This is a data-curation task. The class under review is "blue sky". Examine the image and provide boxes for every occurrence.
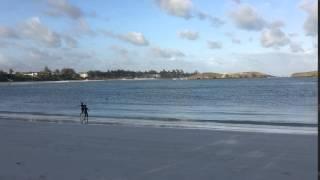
[0,0,317,76]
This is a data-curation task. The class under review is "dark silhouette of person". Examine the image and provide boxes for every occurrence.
[80,102,85,114]
[84,105,89,121]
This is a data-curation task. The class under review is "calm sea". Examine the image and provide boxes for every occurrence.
[0,78,317,133]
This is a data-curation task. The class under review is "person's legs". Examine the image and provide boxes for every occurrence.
[85,113,88,124]
[80,113,84,124]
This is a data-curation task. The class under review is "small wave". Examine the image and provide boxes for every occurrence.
[0,112,316,135]
[0,111,316,128]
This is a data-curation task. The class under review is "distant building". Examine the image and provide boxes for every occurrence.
[22,72,38,77]
[144,74,160,78]
[150,74,160,78]
[221,73,227,78]
[79,72,88,79]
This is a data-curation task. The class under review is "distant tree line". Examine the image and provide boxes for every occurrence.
[0,67,80,82]
[0,67,196,82]
[88,69,194,79]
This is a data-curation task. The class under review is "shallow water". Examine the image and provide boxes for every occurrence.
[0,77,317,129]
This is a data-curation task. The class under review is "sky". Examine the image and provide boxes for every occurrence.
[0,0,318,76]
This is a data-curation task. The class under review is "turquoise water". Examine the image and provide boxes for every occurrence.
[0,78,317,127]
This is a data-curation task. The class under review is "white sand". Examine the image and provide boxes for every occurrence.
[0,119,317,180]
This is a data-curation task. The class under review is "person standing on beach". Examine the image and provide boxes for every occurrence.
[84,104,89,123]
[80,102,85,114]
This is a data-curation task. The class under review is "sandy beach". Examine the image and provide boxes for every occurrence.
[0,119,316,180]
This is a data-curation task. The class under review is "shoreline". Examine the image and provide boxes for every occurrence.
[0,119,316,180]
[0,113,317,135]
[0,76,316,84]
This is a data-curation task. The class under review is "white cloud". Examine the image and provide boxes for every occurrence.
[0,26,19,39]
[0,41,10,48]
[21,17,62,48]
[1,17,79,49]
[121,32,149,46]
[207,40,222,49]
[225,32,241,44]
[0,53,18,71]
[156,0,193,19]
[232,0,241,4]
[203,52,316,76]
[103,31,149,46]
[178,30,199,40]
[155,0,224,27]
[268,20,285,29]
[232,38,241,44]
[74,18,95,35]
[236,52,317,76]
[260,27,290,48]
[0,53,8,64]
[28,48,61,61]
[150,47,185,59]
[110,45,130,59]
[230,4,267,31]
[46,0,83,20]
[288,33,299,37]
[300,0,318,36]
[2,46,99,72]
[196,11,225,27]
[290,42,304,53]
[46,0,95,36]
[63,35,77,48]
[208,17,225,27]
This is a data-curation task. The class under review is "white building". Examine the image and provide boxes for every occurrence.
[22,72,38,77]
[79,72,88,79]
[150,74,160,78]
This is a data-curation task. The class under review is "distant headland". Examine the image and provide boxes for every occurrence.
[291,71,318,78]
[188,72,273,80]
[0,67,317,82]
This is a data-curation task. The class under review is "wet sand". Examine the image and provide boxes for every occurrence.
[0,119,316,180]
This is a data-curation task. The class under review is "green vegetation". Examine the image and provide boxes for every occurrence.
[188,72,223,79]
[188,72,273,80]
[291,71,318,77]
[0,68,194,82]
[0,67,80,82]
[1,67,316,82]
[88,69,194,80]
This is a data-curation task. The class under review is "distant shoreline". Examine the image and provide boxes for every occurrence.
[1,69,317,82]
[0,76,316,84]
[0,79,106,84]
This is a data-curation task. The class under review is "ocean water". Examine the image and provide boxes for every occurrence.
[0,78,317,133]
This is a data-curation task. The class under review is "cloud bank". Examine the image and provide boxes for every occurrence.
[46,0,84,20]
[300,0,318,36]
[156,0,193,19]
[260,27,290,48]
[103,31,149,46]
[156,0,224,27]
[207,41,222,49]
[229,4,267,31]
[150,47,185,59]
[178,30,199,40]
